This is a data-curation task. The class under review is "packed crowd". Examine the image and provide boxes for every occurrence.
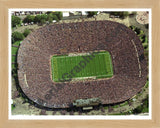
[17,20,148,108]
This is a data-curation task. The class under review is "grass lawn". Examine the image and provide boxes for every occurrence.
[51,51,113,82]
[12,64,16,69]
[13,40,22,46]
[11,40,21,70]
[11,47,18,70]
[120,101,128,107]
[12,47,19,55]
[12,56,16,63]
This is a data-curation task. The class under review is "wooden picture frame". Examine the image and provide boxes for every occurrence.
[0,0,160,127]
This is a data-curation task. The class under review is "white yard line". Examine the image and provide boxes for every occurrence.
[24,74,29,87]
[131,40,142,77]
[53,52,108,58]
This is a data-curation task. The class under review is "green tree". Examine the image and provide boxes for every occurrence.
[23,15,35,23]
[87,11,98,17]
[52,11,63,20]
[40,19,46,25]
[23,29,31,37]
[34,14,48,24]
[57,12,63,20]
[34,15,41,23]
[135,27,141,35]
[48,18,53,23]
[12,15,21,27]
[41,14,48,20]
[47,13,54,23]
[47,13,53,20]
[46,11,52,14]
[52,15,59,21]
[47,13,59,22]
[12,32,24,43]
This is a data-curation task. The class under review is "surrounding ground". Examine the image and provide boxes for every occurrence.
[51,51,113,82]
[11,12,149,116]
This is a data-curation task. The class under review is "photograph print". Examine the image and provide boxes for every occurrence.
[10,9,150,119]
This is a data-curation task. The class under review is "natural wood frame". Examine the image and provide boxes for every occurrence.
[0,0,160,127]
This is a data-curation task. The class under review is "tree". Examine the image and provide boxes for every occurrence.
[47,13,53,23]
[23,15,35,23]
[87,11,98,17]
[52,15,59,21]
[47,13,59,22]
[48,18,53,23]
[34,15,41,23]
[34,14,48,24]
[47,13,54,20]
[46,11,52,14]
[52,11,63,20]
[12,16,21,27]
[12,32,24,43]
[135,27,141,35]
[41,14,48,21]
[40,19,46,25]
[57,12,63,20]
[23,29,31,37]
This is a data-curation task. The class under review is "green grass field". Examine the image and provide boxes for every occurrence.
[12,41,21,70]
[51,51,113,82]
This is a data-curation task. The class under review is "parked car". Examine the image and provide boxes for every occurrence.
[24,23,28,26]
[52,20,56,23]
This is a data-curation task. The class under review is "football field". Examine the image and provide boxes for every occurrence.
[51,51,113,82]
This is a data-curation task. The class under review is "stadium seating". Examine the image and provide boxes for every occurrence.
[17,20,148,108]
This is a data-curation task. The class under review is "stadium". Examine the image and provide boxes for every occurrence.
[17,20,148,108]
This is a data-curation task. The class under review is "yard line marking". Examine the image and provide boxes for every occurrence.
[24,74,29,88]
[131,40,142,77]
